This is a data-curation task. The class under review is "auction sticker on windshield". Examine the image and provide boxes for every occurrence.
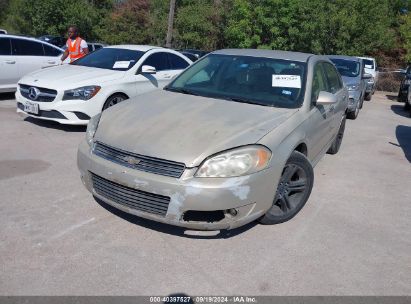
[113,61,131,69]
[24,101,39,114]
[272,75,301,88]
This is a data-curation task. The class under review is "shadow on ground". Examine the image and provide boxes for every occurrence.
[386,94,399,101]
[0,92,16,101]
[391,104,411,118]
[396,125,411,163]
[24,116,86,132]
[94,196,258,239]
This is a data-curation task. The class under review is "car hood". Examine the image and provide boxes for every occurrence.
[95,90,298,167]
[19,65,126,89]
[341,76,361,87]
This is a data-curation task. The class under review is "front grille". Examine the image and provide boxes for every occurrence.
[91,172,170,216]
[19,84,57,102]
[93,142,186,178]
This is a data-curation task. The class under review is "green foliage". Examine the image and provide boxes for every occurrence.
[4,0,112,40]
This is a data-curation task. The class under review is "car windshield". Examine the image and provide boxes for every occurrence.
[330,59,361,77]
[363,59,374,69]
[165,54,307,108]
[71,48,144,71]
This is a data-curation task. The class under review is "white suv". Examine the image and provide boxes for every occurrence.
[0,35,65,93]
[358,56,378,100]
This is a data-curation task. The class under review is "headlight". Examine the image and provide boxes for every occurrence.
[195,145,271,178]
[86,113,101,146]
[63,86,101,100]
[347,84,360,91]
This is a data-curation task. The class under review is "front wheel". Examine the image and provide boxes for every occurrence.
[405,89,411,110]
[327,115,346,155]
[347,101,359,120]
[259,151,314,225]
[103,93,128,110]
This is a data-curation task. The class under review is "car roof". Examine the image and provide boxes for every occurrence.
[106,45,163,52]
[0,34,64,50]
[358,56,375,61]
[327,55,362,62]
[211,49,314,62]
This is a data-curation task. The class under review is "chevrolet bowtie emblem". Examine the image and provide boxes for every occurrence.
[124,156,140,165]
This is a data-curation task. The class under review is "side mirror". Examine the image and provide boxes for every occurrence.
[141,65,156,74]
[316,91,337,105]
[362,73,373,79]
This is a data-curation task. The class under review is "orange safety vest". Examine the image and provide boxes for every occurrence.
[67,37,85,62]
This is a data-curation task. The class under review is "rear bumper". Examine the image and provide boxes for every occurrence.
[77,140,280,231]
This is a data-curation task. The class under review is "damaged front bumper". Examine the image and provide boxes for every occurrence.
[77,140,279,230]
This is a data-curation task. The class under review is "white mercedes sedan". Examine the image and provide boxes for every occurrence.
[16,45,192,125]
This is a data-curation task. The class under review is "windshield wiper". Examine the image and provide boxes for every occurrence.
[224,96,268,106]
[164,87,198,96]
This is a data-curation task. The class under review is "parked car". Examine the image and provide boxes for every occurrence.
[88,42,107,53]
[328,55,370,119]
[77,49,349,230]
[177,49,208,62]
[0,34,65,93]
[38,35,66,48]
[16,45,192,124]
[398,65,411,104]
[0,29,7,34]
[358,56,378,100]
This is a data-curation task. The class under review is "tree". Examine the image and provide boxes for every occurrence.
[166,0,176,48]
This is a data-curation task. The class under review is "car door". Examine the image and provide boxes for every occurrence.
[42,43,63,66]
[139,52,175,89]
[167,53,191,79]
[322,62,347,134]
[306,62,336,160]
[11,38,47,79]
[0,37,19,91]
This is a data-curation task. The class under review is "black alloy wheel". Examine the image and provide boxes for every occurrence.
[259,151,314,225]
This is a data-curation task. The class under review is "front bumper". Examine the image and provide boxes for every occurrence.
[77,140,279,230]
[15,89,102,125]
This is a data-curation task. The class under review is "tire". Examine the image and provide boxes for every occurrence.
[359,94,365,109]
[327,115,346,155]
[365,93,372,101]
[405,89,411,110]
[259,151,314,225]
[347,100,359,120]
[103,93,128,110]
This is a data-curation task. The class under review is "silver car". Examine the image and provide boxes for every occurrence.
[77,49,348,231]
[328,55,371,119]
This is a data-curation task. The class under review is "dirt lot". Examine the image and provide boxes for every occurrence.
[0,91,410,296]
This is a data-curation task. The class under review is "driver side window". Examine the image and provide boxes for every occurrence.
[311,63,327,103]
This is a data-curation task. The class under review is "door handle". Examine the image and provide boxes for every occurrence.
[163,74,172,79]
[5,60,16,64]
[47,61,56,64]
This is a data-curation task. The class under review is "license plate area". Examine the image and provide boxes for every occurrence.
[24,101,39,114]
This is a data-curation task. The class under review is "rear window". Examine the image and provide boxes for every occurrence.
[363,59,375,69]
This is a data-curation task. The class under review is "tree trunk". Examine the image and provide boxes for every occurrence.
[165,0,176,48]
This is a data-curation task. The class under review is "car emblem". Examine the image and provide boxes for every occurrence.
[28,87,40,100]
[124,156,140,166]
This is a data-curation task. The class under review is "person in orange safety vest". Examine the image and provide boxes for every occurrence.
[61,26,89,63]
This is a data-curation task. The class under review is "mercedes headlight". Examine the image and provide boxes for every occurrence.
[63,86,101,100]
[195,145,271,178]
[347,84,360,91]
[86,113,101,146]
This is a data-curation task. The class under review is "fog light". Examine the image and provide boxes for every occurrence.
[227,208,238,216]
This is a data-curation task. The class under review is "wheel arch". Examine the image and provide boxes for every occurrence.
[102,92,129,111]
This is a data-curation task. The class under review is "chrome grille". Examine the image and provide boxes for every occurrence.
[93,142,186,178]
[91,172,170,216]
[19,84,57,102]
